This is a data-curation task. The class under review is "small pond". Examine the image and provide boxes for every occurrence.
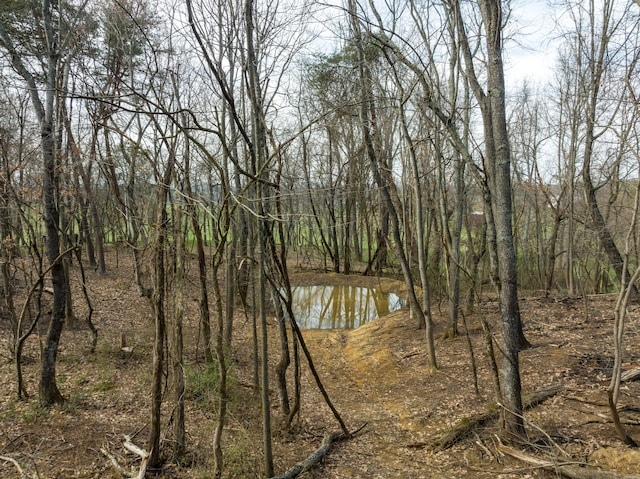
[290,285,405,329]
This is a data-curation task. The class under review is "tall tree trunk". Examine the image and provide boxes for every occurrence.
[172,194,186,462]
[271,150,293,422]
[478,0,526,440]
[40,71,66,405]
[349,0,436,369]
[147,156,174,468]
[211,260,228,478]
[245,0,274,474]
[0,3,71,405]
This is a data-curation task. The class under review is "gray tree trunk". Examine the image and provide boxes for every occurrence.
[478,0,526,440]
[0,3,71,405]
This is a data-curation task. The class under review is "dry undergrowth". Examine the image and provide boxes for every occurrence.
[0,250,639,478]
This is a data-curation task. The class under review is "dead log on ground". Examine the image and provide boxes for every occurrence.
[100,447,133,478]
[269,423,367,479]
[621,367,640,383]
[269,432,343,479]
[431,385,563,452]
[498,442,640,479]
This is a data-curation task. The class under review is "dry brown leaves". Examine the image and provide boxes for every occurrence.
[0,253,639,478]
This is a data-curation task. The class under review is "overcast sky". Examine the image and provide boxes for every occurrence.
[504,0,558,88]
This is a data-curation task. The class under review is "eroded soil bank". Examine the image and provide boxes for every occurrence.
[288,272,640,478]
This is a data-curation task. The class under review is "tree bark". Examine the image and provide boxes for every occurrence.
[172,201,186,461]
[478,0,526,440]
[0,4,72,405]
[147,154,174,469]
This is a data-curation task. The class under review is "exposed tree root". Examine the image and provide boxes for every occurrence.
[431,385,563,452]
[498,442,640,479]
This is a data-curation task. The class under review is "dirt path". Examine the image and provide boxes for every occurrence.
[298,312,495,478]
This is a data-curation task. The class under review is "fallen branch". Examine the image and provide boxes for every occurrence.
[431,407,498,452]
[100,447,132,478]
[432,385,563,452]
[0,455,27,478]
[268,422,367,479]
[524,385,564,408]
[498,442,640,479]
[621,367,640,383]
[269,432,343,479]
[124,436,151,479]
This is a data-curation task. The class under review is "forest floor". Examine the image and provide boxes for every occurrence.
[1,249,640,478]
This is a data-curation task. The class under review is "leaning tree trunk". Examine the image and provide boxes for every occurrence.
[580,0,637,297]
[583,145,636,295]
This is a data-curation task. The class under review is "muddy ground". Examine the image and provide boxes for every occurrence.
[1,250,640,478]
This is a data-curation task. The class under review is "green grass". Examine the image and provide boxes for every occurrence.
[184,362,220,410]
[94,377,116,392]
[21,401,48,423]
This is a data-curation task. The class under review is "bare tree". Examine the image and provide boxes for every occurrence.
[555,0,640,294]
[0,0,93,405]
[348,0,438,369]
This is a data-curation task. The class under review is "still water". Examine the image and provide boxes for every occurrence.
[290,285,405,329]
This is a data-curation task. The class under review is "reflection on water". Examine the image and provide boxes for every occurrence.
[290,285,405,329]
